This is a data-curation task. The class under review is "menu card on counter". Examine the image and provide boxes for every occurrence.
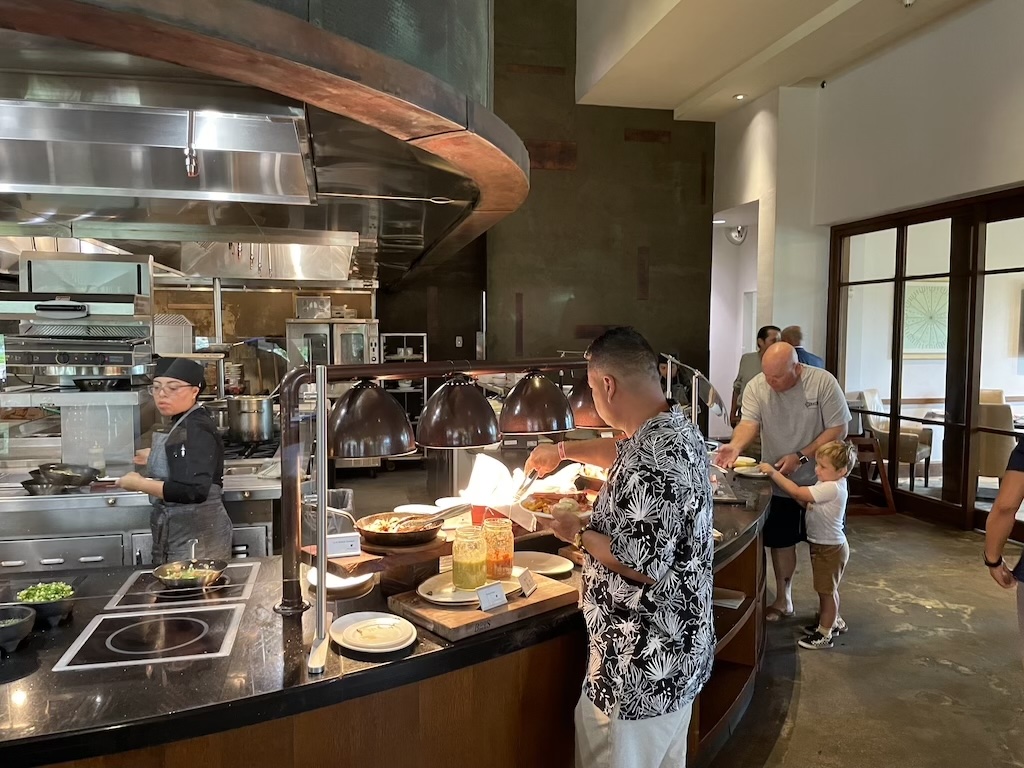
[518,569,538,597]
[476,582,508,611]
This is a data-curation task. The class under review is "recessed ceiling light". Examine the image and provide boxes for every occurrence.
[733,94,746,101]
[712,219,726,224]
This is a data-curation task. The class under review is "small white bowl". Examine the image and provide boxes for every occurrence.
[394,503,439,516]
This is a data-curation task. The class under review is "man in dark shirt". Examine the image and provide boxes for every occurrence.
[983,439,1024,666]
[781,325,825,368]
[526,327,714,768]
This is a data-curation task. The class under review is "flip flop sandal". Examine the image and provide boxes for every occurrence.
[765,607,795,622]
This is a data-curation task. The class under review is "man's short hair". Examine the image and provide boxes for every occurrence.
[585,327,660,383]
[757,325,781,342]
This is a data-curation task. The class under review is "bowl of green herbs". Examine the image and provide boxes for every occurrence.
[16,581,74,629]
[0,605,36,653]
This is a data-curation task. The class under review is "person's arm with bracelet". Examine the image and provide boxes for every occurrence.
[525,438,618,477]
[984,468,1024,587]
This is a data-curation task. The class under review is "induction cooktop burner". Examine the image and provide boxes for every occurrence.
[53,605,244,672]
[104,562,260,610]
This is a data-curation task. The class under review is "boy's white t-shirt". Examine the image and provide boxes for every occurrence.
[806,478,848,546]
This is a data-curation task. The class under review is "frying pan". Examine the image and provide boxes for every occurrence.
[37,463,100,487]
[153,538,228,589]
[21,481,69,496]
[355,512,443,547]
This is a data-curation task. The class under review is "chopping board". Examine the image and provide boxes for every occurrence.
[387,573,579,642]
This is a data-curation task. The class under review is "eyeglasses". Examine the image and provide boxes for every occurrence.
[148,383,196,395]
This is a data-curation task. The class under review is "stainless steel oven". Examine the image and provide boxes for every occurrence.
[285,319,379,368]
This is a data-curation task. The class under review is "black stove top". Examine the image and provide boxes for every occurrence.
[222,439,280,461]
[53,604,244,672]
[104,562,261,611]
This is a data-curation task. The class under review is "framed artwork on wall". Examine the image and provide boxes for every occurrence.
[903,280,948,359]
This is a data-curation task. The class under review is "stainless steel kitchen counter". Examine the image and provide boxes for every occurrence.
[0,469,280,572]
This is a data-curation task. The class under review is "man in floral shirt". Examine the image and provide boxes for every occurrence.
[527,327,714,768]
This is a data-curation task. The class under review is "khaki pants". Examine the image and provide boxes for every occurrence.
[575,694,692,768]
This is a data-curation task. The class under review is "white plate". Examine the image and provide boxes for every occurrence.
[394,503,438,516]
[306,568,374,591]
[417,567,525,605]
[733,466,767,478]
[514,551,575,576]
[329,612,417,654]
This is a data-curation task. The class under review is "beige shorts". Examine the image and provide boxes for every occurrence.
[809,541,849,595]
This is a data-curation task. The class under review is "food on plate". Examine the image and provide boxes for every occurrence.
[733,457,757,468]
[0,617,24,628]
[17,581,73,603]
[363,516,404,533]
[521,491,593,516]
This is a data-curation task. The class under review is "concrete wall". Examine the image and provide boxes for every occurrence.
[815,0,1024,225]
[488,0,715,367]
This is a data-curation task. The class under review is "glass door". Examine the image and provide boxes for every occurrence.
[976,216,1024,513]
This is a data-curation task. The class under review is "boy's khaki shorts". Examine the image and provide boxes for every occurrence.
[809,541,849,595]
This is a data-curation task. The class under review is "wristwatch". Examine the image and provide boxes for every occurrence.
[573,525,589,551]
[797,452,809,465]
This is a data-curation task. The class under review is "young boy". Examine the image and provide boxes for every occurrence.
[759,440,855,650]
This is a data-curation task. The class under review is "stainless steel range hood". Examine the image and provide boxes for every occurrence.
[0,31,481,287]
[0,80,315,205]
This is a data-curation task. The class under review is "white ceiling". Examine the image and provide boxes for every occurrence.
[576,0,983,121]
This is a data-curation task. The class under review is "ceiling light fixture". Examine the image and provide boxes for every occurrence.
[733,94,746,101]
[328,379,416,458]
[498,371,575,435]
[712,219,726,225]
[567,378,609,429]
[416,374,500,449]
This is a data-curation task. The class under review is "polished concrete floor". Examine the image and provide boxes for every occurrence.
[711,513,1024,768]
[339,467,1024,767]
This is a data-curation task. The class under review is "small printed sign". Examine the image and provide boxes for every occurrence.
[518,569,538,598]
[476,582,508,611]
[326,533,361,558]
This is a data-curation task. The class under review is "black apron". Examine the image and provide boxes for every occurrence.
[146,404,233,564]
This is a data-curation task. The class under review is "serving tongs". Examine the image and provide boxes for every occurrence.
[511,469,539,504]
[393,503,473,532]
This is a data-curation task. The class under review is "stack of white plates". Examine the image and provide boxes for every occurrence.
[329,612,418,654]
[513,552,575,576]
[417,567,526,606]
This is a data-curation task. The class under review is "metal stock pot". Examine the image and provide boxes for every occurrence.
[226,396,275,443]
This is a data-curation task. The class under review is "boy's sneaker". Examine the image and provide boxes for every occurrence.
[802,617,848,636]
[798,630,834,650]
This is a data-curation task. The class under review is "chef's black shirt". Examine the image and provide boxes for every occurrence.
[162,407,224,505]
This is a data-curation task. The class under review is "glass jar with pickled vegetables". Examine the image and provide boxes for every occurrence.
[484,517,514,580]
[452,526,487,590]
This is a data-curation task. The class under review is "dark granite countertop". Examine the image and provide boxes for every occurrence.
[0,481,769,768]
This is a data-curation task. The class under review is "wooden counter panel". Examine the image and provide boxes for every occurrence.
[56,631,586,768]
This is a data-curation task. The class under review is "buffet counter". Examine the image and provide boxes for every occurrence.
[0,482,769,768]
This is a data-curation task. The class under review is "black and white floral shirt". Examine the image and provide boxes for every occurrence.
[581,407,715,720]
